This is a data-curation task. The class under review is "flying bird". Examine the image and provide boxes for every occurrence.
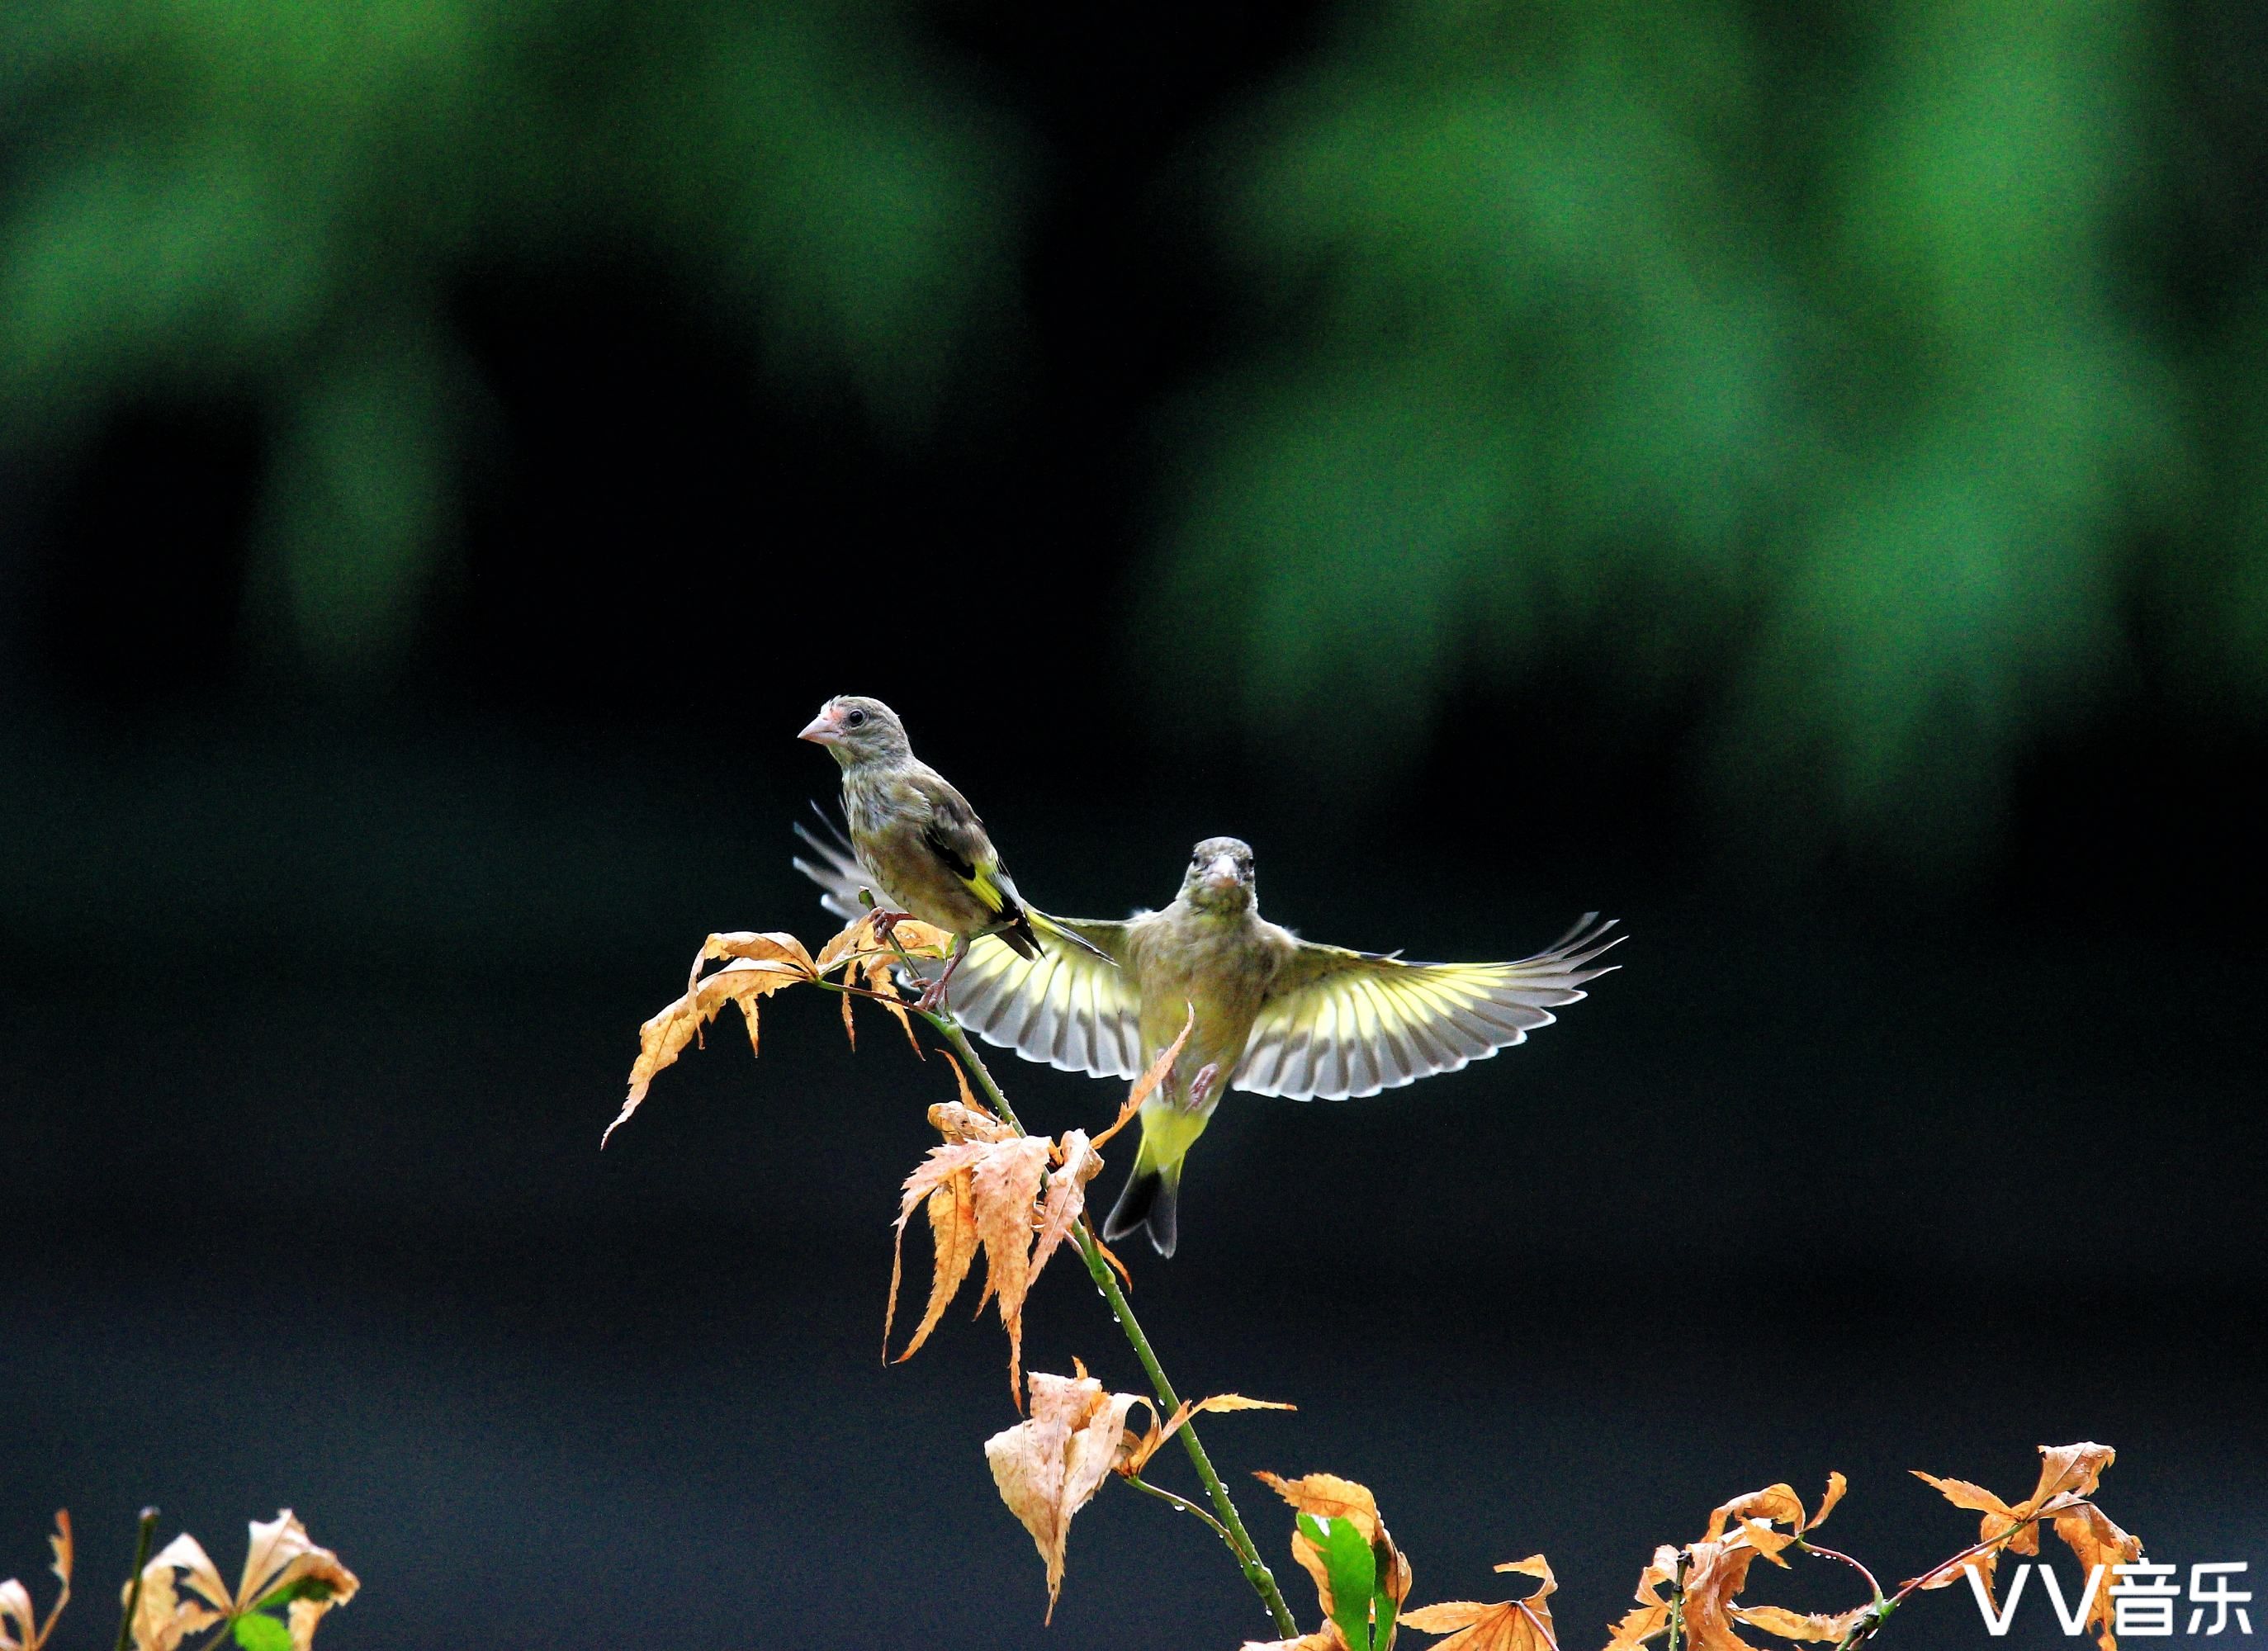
[797,828,1620,1256]
[798,695,1103,1010]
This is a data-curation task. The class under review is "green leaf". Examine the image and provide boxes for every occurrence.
[1300,1511,1380,1651]
[233,1612,293,1651]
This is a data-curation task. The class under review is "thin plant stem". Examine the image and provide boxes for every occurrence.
[926,1011,1300,1639]
[1124,1474,1236,1545]
[1800,1540,1884,1602]
[114,1507,158,1651]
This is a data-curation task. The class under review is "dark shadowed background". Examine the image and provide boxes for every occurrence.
[3,1,2266,1646]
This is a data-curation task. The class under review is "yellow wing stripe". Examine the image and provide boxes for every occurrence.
[964,863,1007,914]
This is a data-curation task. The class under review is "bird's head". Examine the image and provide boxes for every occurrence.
[798,695,911,768]
[1178,836,1256,913]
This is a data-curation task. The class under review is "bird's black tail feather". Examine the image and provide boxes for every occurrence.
[997,906,1043,960]
[1103,1166,1178,1258]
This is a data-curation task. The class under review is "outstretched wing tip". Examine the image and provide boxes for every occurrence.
[1229,908,1626,1101]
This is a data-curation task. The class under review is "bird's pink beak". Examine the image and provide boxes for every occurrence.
[798,707,842,745]
[1201,854,1241,890]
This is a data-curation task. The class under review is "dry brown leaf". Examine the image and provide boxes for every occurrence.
[1120,1392,1296,1478]
[1811,1473,1848,1533]
[1403,1553,1561,1651]
[608,934,820,1146]
[1603,1473,1853,1651]
[1257,1473,1384,1544]
[2050,1502,2143,1651]
[1705,1475,1846,1558]
[685,929,819,991]
[127,1514,357,1651]
[938,1048,986,1116]
[1912,1444,2121,1601]
[614,916,954,1146]
[1603,1547,1681,1651]
[1727,1604,1875,1644]
[814,911,953,975]
[929,1095,1014,1144]
[816,911,951,1055]
[1679,1533,1773,1651]
[1094,1005,1196,1150]
[885,1138,996,1364]
[1030,1130,1104,1286]
[1125,1394,1293,1478]
[971,1133,1054,1399]
[121,1561,220,1651]
[886,1099,1108,1403]
[1242,1632,1349,1651]
[0,1511,71,1651]
[1257,1472,1410,1631]
[985,1367,1154,1622]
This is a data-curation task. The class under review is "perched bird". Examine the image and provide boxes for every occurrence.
[798,829,1620,1256]
[798,695,1089,1010]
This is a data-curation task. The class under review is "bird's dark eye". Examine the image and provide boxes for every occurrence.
[846,708,868,728]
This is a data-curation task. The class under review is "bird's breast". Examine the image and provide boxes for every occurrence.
[1132,918,1281,1086]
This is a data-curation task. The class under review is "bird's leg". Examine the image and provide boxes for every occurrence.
[1187,1062,1221,1109]
[911,936,967,1014]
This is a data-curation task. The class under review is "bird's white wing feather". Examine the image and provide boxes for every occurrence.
[793,818,1143,1080]
[948,919,1143,1080]
[1230,914,1622,1100]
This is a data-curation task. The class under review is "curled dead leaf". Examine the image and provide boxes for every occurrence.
[1727,1604,1877,1644]
[2052,1502,2143,1651]
[1402,1553,1561,1651]
[1257,1474,1384,1545]
[127,1512,357,1651]
[1912,1446,2133,1651]
[1911,1444,2121,1601]
[1120,1393,1295,1478]
[1678,1531,1774,1651]
[1603,1546,1681,1651]
[985,1367,1155,1621]
[1603,1474,1854,1651]
[609,933,819,1145]
[817,911,951,1054]
[0,1511,71,1651]
[613,915,957,1147]
[1094,1005,1196,1150]
[1258,1471,1411,1644]
[814,911,953,977]
[886,1090,1110,1403]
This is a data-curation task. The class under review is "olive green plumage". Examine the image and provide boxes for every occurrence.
[798,695,1041,969]
[797,827,1621,1257]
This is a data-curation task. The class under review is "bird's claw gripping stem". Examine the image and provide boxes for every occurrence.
[911,940,967,1015]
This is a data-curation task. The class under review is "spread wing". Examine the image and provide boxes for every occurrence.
[792,816,1143,1079]
[794,813,892,925]
[1230,914,1623,1100]
[946,913,1144,1079]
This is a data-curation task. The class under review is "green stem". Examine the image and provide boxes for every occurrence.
[927,1013,1300,1640]
[115,1507,159,1651]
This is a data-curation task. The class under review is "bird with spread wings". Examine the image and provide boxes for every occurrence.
[796,824,1620,1256]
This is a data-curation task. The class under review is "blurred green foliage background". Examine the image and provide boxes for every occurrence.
[3,0,2263,847]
